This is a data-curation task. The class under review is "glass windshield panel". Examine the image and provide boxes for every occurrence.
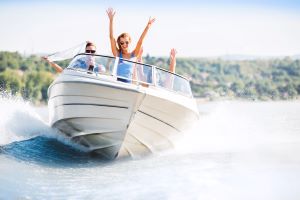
[66,54,192,97]
[116,58,154,85]
[134,63,153,85]
[155,68,192,97]
[67,54,115,75]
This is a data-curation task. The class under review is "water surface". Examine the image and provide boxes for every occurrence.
[0,98,300,199]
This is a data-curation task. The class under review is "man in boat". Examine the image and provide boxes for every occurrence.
[42,42,105,73]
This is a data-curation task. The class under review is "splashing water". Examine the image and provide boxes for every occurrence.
[0,96,87,152]
[0,97,50,145]
[176,101,300,164]
[1,96,300,199]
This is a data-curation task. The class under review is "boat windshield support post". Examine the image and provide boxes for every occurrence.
[152,66,156,86]
[112,57,120,77]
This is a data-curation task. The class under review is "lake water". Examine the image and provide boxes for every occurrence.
[0,98,300,200]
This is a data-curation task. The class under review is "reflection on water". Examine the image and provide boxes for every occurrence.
[1,136,110,167]
[0,99,300,199]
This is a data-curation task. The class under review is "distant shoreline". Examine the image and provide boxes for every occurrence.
[195,96,300,103]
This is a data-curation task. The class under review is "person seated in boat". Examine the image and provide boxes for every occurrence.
[136,48,177,87]
[169,48,177,73]
[42,42,105,73]
[106,7,155,83]
[163,48,177,88]
[68,41,106,73]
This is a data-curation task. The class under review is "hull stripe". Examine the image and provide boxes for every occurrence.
[55,103,128,109]
[137,110,180,132]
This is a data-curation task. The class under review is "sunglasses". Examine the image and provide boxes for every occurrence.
[120,41,129,46]
[85,50,96,53]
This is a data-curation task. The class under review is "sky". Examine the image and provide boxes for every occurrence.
[0,0,300,57]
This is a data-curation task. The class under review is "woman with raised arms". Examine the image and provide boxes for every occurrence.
[106,7,155,83]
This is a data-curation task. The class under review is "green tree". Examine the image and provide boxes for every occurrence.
[0,69,23,95]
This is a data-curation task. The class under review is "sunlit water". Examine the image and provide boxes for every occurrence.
[0,97,300,200]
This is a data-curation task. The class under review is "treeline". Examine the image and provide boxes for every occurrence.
[0,51,299,103]
[144,55,300,100]
[0,51,68,104]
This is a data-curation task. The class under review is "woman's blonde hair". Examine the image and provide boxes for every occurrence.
[117,33,131,51]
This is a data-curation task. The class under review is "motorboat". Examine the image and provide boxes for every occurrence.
[48,53,199,159]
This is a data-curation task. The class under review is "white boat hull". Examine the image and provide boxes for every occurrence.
[48,70,199,159]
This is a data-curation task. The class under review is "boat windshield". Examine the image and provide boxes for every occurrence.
[67,54,193,97]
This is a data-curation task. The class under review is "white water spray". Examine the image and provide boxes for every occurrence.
[0,96,87,151]
[176,101,300,164]
[0,96,51,145]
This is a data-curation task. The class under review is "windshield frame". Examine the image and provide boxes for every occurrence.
[66,53,193,97]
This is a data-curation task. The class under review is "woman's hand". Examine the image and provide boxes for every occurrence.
[106,8,115,21]
[42,56,50,63]
[147,17,156,27]
[170,48,177,61]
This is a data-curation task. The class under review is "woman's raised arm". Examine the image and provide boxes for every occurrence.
[133,17,155,56]
[169,48,177,73]
[42,56,63,73]
[106,8,118,56]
